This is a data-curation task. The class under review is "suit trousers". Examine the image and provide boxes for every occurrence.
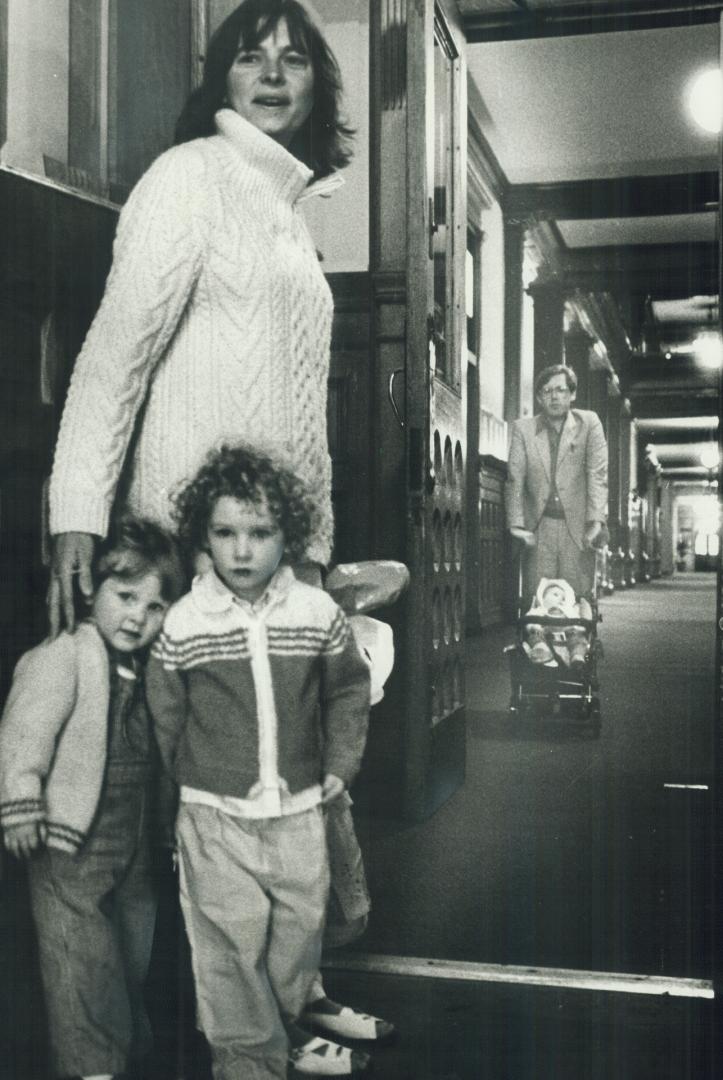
[525,515,595,600]
[176,802,329,1080]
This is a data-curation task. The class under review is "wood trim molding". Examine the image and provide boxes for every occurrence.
[560,241,718,298]
[506,173,718,222]
[464,0,723,41]
[371,269,407,306]
[327,271,372,311]
[467,107,508,212]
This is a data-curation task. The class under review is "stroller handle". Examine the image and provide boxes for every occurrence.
[518,614,598,630]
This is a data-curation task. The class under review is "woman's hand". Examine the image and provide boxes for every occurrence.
[48,532,96,637]
[3,821,47,859]
[321,773,345,805]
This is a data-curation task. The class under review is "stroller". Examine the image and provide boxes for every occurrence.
[504,563,603,734]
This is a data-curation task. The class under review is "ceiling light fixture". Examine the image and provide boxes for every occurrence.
[687,68,722,134]
[694,330,723,369]
[700,445,720,471]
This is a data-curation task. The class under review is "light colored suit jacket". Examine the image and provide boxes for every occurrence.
[505,408,608,549]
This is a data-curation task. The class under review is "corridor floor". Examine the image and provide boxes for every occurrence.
[0,575,718,1079]
[355,572,716,976]
[335,571,718,1077]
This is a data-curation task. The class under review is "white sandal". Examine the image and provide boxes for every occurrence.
[290,1035,370,1076]
[304,1002,396,1042]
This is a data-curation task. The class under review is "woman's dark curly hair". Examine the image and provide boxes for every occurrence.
[174,0,354,178]
[94,517,186,603]
[173,443,317,564]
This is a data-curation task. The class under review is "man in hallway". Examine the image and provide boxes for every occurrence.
[506,363,608,600]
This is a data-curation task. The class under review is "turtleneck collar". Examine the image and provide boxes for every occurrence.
[215,108,313,204]
[192,564,296,615]
[214,108,344,206]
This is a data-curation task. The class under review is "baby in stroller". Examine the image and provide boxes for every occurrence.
[522,578,593,671]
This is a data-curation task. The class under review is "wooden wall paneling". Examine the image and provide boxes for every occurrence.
[477,458,505,626]
[351,270,407,817]
[503,220,524,424]
[326,272,373,565]
[607,395,625,587]
[530,279,565,380]
[565,326,594,408]
[0,170,118,694]
[370,272,407,560]
[465,359,481,632]
[620,408,635,585]
[589,369,610,434]
[358,0,412,817]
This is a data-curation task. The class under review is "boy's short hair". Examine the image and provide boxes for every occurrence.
[94,517,186,603]
[173,443,317,564]
[534,364,578,398]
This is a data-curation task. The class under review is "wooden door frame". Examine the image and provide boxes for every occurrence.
[403,0,434,817]
[404,0,468,818]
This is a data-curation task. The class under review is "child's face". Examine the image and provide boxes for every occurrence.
[92,572,169,653]
[543,584,567,608]
[206,494,285,602]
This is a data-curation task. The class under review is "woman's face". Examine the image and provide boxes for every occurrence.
[226,17,314,147]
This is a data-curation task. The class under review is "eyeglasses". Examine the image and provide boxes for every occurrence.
[540,386,572,399]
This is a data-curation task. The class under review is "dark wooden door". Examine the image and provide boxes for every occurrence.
[402,0,468,820]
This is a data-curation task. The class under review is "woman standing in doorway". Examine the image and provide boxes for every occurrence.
[50,0,347,617]
[48,1,391,1075]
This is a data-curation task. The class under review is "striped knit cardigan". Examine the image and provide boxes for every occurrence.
[145,567,370,801]
[49,109,342,566]
[0,624,111,853]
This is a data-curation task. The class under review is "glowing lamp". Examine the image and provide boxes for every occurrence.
[687,68,722,135]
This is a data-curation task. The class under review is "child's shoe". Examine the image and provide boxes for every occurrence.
[303,997,396,1042]
[529,640,554,664]
[290,1036,370,1076]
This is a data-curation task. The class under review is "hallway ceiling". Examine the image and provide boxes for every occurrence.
[463,1,721,479]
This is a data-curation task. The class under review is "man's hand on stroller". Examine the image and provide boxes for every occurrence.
[510,527,536,548]
[583,521,603,550]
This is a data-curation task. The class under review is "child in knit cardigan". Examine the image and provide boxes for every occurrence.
[145,443,372,1080]
[0,518,185,1080]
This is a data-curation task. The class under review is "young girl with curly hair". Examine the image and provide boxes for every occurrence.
[146,443,371,1080]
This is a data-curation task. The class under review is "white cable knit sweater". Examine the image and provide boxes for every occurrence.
[50,109,340,565]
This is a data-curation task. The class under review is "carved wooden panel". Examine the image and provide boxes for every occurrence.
[478,462,505,626]
[428,422,465,727]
